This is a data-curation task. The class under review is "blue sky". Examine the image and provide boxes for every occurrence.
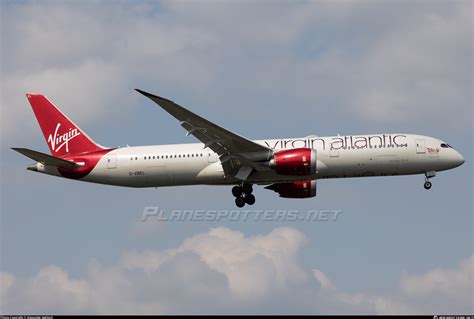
[1,0,472,314]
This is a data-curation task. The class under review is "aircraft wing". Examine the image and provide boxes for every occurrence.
[12,148,81,168]
[135,89,273,178]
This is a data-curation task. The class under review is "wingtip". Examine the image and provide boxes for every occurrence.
[134,88,147,95]
[134,88,154,97]
[134,88,173,103]
[11,147,25,154]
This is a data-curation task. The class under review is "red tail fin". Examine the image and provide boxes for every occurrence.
[26,94,104,157]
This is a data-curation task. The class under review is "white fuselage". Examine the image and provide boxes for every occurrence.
[34,133,465,188]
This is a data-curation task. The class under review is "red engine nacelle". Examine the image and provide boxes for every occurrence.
[265,180,317,198]
[271,148,317,176]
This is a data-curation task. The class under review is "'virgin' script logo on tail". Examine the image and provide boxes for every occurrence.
[47,123,81,153]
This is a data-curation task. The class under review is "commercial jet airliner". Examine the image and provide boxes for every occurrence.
[13,89,464,207]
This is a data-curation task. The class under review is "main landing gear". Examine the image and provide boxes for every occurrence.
[232,183,255,208]
[424,171,436,190]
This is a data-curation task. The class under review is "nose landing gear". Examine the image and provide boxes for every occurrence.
[424,171,436,190]
[232,184,255,207]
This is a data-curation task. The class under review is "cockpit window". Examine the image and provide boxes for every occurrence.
[440,143,450,148]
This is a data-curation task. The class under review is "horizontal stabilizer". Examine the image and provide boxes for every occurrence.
[11,148,82,168]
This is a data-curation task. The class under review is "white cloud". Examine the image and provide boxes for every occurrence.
[349,1,472,126]
[400,255,474,308]
[177,227,308,300]
[1,227,315,314]
[1,0,471,146]
[2,59,130,137]
[313,254,474,314]
[1,226,472,314]
[313,269,335,290]
[0,272,15,311]
[313,267,417,314]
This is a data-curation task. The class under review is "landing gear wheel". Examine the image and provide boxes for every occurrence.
[242,184,253,195]
[235,196,245,208]
[244,194,256,205]
[232,186,243,197]
[424,181,432,190]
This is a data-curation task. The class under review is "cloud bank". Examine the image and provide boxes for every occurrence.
[1,0,472,144]
[1,227,472,314]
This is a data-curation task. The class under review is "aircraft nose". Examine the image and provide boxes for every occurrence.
[452,150,465,168]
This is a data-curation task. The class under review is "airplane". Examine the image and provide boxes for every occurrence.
[13,89,465,207]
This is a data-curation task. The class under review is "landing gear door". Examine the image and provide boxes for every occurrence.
[106,154,117,169]
[416,139,426,154]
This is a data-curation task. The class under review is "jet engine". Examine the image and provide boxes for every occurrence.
[265,180,316,198]
[269,148,317,176]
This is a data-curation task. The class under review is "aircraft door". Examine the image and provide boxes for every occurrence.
[416,139,426,154]
[106,154,117,169]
